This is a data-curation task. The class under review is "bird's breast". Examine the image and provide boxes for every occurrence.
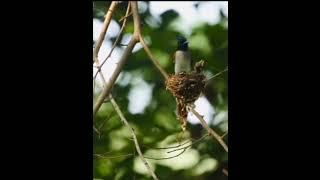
[175,51,191,74]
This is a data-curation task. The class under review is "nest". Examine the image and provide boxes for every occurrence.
[165,60,207,131]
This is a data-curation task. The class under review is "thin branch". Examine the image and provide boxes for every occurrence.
[131,1,169,79]
[206,67,228,81]
[98,111,114,130]
[144,148,188,160]
[93,126,100,136]
[93,1,142,116]
[139,36,169,79]
[94,153,133,159]
[119,12,133,22]
[131,1,142,38]
[166,133,209,154]
[99,150,114,155]
[142,139,191,150]
[132,142,136,180]
[93,1,119,64]
[93,37,138,116]
[94,4,131,79]
[141,134,209,161]
[93,79,96,95]
[222,168,228,176]
[110,94,159,180]
[95,111,114,138]
[188,106,228,152]
[221,130,228,139]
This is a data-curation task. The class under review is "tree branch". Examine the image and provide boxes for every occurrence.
[94,4,131,80]
[93,1,142,116]
[188,106,228,152]
[130,1,169,79]
[131,1,142,39]
[93,1,119,64]
[109,94,159,180]
[93,37,138,116]
[139,37,169,79]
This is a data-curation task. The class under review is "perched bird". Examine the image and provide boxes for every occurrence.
[171,35,193,131]
[174,35,192,74]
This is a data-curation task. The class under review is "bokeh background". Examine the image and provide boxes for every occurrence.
[93,1,228,180]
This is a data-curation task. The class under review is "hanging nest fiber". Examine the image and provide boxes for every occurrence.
[165,60,207,131]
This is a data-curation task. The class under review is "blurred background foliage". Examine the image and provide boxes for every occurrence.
[93,1,228,180]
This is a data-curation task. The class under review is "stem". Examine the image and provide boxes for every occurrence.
[189,106,228,152]
[93,37,138,116]
[131,1,142,39]
[110,95,159,180]
[139,36,169,79]
[94,4,131,79]
[93,1,119,63]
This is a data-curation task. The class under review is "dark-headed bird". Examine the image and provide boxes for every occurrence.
[174,35,192,74]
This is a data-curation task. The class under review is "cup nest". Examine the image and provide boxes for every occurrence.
[165,60,207,131]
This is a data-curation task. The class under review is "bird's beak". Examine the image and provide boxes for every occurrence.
[183,41,189,45]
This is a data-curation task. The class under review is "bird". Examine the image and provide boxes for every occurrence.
[172,35,193,131]
[174,35,192,74]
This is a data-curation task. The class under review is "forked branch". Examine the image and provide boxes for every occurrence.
[93,1,141,116]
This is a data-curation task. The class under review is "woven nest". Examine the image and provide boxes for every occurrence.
[165,60,207,131]
[166,72,206,104]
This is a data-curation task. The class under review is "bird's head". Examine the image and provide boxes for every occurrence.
[176,35,189,51]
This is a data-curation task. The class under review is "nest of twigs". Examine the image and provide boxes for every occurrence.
[165,60,207,131]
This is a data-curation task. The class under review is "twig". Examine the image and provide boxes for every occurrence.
[99,150,114,155]
[222,168,228,176]
[166,133,209,154]
[94,4,131,79]
[93,126,100,136]
[206,67,228,81]
[93,1,119,64]
[132,142,136,180]
[131,2,142,39]
[141,134,209,161]
[144,148,188,160]
[93,2,141,116]
[142,139,191,150]
[94,153,133,159]
[98,111,114,130]
[93,37,138,116]
[188,106,228,152]
[130,1,169,79]
[119,12,133,22]
[221,130,228,139]
[110,94,159,180]
[96,111,114,138]
[139,36,169,79]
